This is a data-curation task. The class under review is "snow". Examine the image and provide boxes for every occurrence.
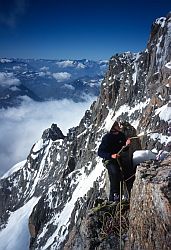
[156,36,163,64]
[155,17,166,28]
[150,132,171,145]
[77,128,89,138]
[1,160,27,179]
[31,153,38,160]
[104,100,150,131]
[41,158,105,249]
[131,119,139,129]
[0,197,39,250]
[165,62,171,69]
[32,139,44,152]
[132,53,141,85]
[155,104,171,122]
[151,148,158,154]
[104,108,115,131]
[133,150,156,168]
[156,150,169,160]
[29,141,52,197]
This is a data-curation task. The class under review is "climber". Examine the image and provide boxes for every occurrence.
[98,121,134,202]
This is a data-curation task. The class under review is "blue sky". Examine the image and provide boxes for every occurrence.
[0,0,171,60]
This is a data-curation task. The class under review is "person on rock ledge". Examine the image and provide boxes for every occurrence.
[98,121,135,202]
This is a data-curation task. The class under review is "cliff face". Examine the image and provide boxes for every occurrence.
[0,13,170,250]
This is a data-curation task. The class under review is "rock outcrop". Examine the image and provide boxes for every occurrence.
[128,155,171,250]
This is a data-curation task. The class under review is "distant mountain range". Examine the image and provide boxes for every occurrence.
[0,58,108,108]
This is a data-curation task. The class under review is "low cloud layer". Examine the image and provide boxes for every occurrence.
[0,96,96,176]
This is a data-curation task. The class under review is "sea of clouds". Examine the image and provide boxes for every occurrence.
[0,95,96,176]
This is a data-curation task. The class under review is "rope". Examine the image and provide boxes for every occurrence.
[116,157,129,199]
[117,145,127,155]
[117,152,129,250]
[129,129,164,140]
[125,172,135,182]
[119,181,122,250]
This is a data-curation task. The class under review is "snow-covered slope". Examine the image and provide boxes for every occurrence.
[0,13,171,250]
[0,197,39,250]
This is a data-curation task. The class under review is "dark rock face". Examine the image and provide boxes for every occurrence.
[0,13,170,250]
[67,199,129,250]
[42,123,65,141]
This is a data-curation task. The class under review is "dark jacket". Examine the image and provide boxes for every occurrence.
[98,131,127,160]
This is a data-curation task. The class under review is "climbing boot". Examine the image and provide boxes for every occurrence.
[113,193,120,202]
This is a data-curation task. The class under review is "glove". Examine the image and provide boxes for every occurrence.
[111,153,120,159]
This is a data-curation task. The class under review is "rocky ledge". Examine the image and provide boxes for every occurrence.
[127,154,171,250]
[65,155,171,250]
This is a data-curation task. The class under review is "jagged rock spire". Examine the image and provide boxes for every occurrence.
[42,123,65,141]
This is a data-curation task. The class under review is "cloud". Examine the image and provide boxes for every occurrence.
[13,65,21,70]
[40,66,49,71]
[0,59,13,63]
[0,0,29,27]
[62,84,75,90]
[52,72,71,82]
[10,86,20,91]
[56,60,74,67]
[0,96,96,176]
[55,61,86,69]
[77,62,86,69]
[0,72,20,86]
